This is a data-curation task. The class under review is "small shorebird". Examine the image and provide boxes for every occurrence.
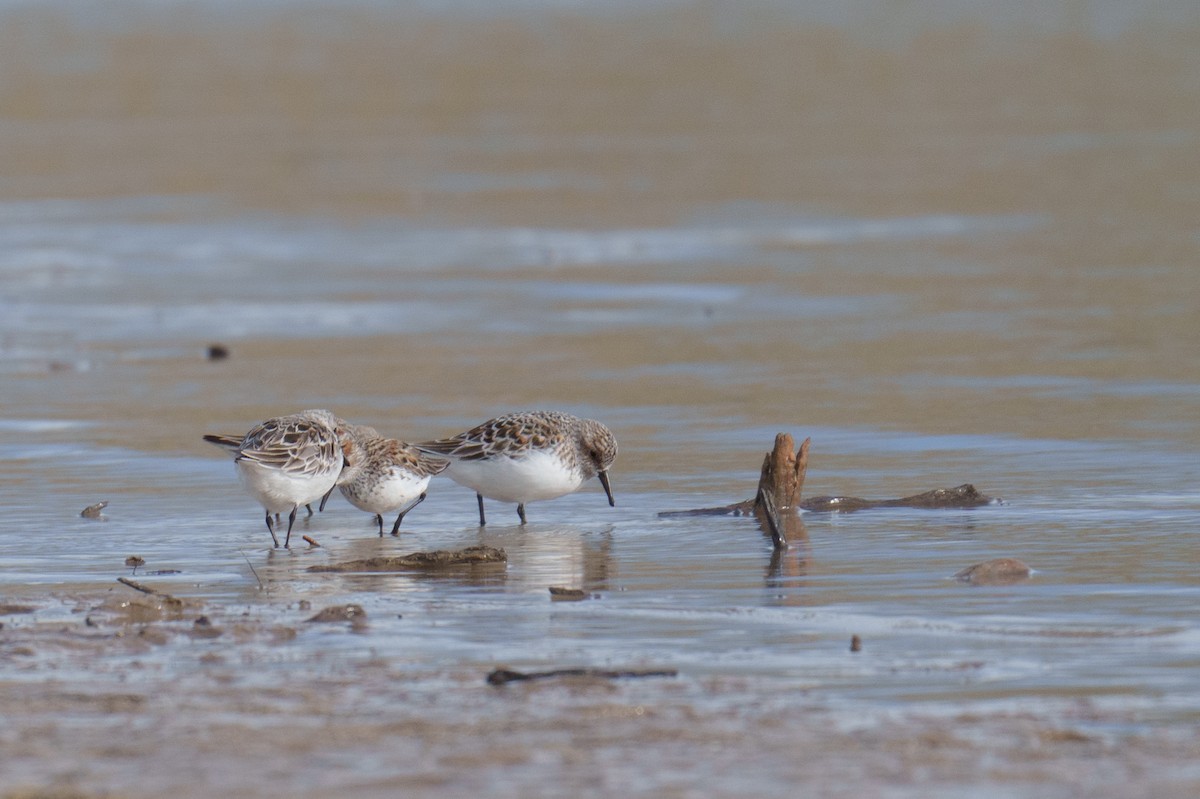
[329,426,450,536]
[416,410,617,525]
[204,409,350,548]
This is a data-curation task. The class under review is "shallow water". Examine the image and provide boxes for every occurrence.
[2,1,1200,796]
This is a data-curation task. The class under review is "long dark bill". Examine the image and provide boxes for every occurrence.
[598,470,615,507]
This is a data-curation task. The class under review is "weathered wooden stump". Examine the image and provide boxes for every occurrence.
[659,434,809,549]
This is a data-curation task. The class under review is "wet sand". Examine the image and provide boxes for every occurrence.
[4,585,1200,799]
[2,1,1200,796]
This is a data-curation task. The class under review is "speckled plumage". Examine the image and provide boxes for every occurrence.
[337,431,449,536]
[417,410,617,525]
[204,409,350,548]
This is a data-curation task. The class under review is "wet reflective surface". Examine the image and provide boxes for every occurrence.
[2,1,1199,796]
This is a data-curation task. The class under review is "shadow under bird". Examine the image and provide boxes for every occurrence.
[322,425,450,536]
[415,410,617,525]
[203,409,353,548]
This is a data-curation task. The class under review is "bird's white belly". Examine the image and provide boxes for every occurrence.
[446,451,582,504]
[236,461,338,514]
[341,471,432,515]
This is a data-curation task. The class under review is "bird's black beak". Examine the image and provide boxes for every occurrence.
[598,470,615,507]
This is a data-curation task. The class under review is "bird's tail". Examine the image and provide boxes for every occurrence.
[202,433,244,453]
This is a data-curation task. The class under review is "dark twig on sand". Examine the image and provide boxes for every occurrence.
[117,576,165,596]
[486,667,678,686]
[116,577,185,608]
[239,550,264,592]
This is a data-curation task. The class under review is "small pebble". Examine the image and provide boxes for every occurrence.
[206,343,230,361]
[850,634,862,653]
[548,586,589,601]
[81,501,109,519]
[306,604,367,623]
[955,558,1033,586]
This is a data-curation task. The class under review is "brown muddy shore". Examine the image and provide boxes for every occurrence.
[2,1,1199,796]
[2,585,1199,799]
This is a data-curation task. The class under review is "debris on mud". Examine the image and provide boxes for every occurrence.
[81,500,109,519]
[661,434,810,549]
[306,604,367,624]
[803,483,995,512]
[307,545,506,573]
[954,558,1033,586]
[661,434,997,549]
[486,667,678,686]
[548,586,591,601]
[116,576,187,612]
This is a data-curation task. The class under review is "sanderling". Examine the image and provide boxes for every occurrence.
[416,410,617,525]
[204,409,350,548]
[330,426,450,536]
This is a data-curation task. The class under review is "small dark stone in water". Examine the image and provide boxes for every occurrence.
[850,635,862,653]
[192,615,223,639]
[206,343,230,360]
[306,604,367,623]
[955,558,1033,586]
[81,501,109,519]
[298,600,312,611]
[548,586,589,601]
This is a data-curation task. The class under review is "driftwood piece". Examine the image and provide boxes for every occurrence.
[661,434,995,526]
[660,435,809,549]
[486,667,678,686]
[116,577,186,611]
[660,435,810,519]
[800,483,993,512]
[548,586,591,601]
[307,545,506,573]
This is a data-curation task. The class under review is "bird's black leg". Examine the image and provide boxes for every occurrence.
[265,511,280,549]
[283,505,298,548]
[305,504,315,518]
[517,503,527,525]
[477,493,487,526]
[376,514,384,537]
[319,485,337,512]
[391,493,426,536]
